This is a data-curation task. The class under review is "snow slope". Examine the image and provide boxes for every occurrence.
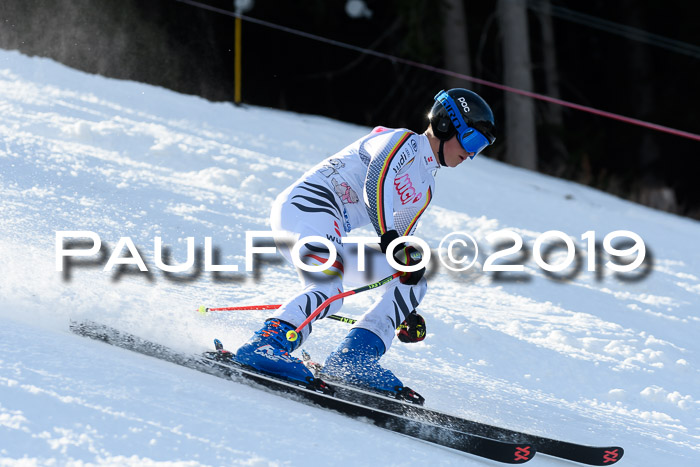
[1,49,698,466]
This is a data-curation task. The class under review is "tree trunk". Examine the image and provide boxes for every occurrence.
[623,0,658,171]
[535,0,568,166]
[536,0,562,124]
[441,0,472,90]
[497,0,538,170]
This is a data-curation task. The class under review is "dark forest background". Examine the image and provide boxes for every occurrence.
[1,0,699,219]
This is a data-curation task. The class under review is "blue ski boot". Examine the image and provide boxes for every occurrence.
[322,328,424,404]
[235,319,315,385]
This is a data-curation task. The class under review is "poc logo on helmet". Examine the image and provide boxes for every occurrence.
[458,96,470,113]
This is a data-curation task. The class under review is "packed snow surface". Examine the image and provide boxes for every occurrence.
[1,49,698,466]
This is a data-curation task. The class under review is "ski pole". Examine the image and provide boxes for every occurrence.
[199,307,406,329]
[199,283,411,331]
[324,314,412,330]
[199,305,357,324]
[286,271,403,342]
[198,304,360,325]
[327,314,357,325]
[198,304,281,313]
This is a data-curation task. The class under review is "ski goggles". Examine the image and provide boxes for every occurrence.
[434,90,493,159]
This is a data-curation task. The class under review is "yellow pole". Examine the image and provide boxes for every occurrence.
[234,15,242,104]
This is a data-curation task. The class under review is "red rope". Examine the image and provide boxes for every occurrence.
[176,0,700,142]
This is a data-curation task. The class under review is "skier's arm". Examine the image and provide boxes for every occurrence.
[364,131,415,236]
[392,186,432,238]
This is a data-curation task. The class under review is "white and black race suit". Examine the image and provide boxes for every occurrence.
[269,126,440,350]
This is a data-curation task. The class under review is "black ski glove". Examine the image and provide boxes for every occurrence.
[393,245,425,285]
[397,312,426,343]
[379,230,401,253]
[380,230,426,286]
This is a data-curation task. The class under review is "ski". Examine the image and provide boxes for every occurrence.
[303,360,623,466]
[70,320,535,464]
